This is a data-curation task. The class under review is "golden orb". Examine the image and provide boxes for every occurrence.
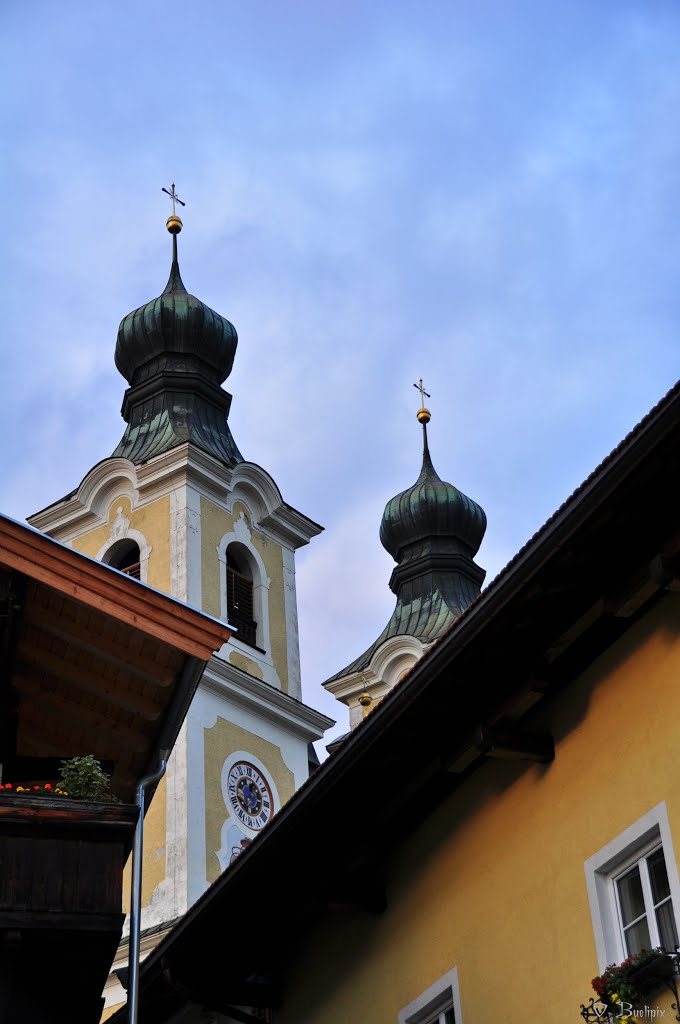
[358,692,372,708]
[166,214,183,235]
[417,407,431,424]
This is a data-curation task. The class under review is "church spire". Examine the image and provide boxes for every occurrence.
[379,384,486,592]
[112,192,242,466]
[162,182,186,292]
[324,383,487,693]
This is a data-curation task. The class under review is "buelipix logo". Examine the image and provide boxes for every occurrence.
[593,1004,666,1020]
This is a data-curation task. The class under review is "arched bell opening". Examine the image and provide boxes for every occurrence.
[103,538,142,580]
[225,542,258,649]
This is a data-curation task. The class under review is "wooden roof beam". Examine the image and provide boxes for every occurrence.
[605,550,680,619]
[22,604,178,687]
[474,724,554,763]
[15,646,164,722]
[17,676,149,755]
[447,720,554,773]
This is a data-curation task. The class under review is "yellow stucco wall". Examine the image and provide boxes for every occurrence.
[70,494,171,593]
[204,717,295,884]
[120,774,168,912]
[279,593,680,1024]
[200,496,289,691]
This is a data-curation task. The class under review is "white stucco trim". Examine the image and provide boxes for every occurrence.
[164,722,190,921]
[169,482,202,607]
[27,446,322,547]
[125,729,191,934]
[398,965,463,1023]
[325,634,425,728]
[217,516,278,683]
[96,510,153,584]
[281,544,302,701]
[202,655,334,742]
[227,461,322,548]
[584,801,680,970]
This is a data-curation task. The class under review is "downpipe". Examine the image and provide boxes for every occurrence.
[128,755,168,1024]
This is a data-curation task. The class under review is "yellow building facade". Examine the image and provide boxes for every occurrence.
[281,592,680,1024]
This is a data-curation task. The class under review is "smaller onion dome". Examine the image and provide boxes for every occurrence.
[324,409,487,693]
[114,233,237,387]
[380,429,486,563]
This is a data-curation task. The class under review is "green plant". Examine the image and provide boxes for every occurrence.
[58,755,115,801]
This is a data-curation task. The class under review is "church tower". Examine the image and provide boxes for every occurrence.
[28,201,332,1011]
[324,388,486,729]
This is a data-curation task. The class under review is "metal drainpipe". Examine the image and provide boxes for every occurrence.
[128,755,168,1024]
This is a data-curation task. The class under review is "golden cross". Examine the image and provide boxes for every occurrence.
[413,378,431,410]
[161,182,186,216]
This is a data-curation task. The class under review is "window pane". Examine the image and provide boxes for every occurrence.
[648,849,671,905]
[625,916,652,956]
[656,898,679,951]
[618,867,646,926]
[443,1011,455,1024]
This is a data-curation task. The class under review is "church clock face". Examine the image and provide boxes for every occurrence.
[226,761,273,831]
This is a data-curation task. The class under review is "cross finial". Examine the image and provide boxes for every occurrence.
[162,183,186,216]
[162,183,186,235]
[413,378,431,425]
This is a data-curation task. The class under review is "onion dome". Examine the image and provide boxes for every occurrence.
[324,403,487,690]
[380,430,486,563]
[115,237,237,388]
[112,214,243,466]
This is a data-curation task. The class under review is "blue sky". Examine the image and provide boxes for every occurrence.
[2,1,680,747]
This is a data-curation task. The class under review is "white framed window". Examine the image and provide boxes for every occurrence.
[398,966,462,1024]
[585,802,680,970]
[613,840,679,956]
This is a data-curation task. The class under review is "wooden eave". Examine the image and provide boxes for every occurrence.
[0,515,228,659]
[0,514,231,802]
[111,379,680,1023]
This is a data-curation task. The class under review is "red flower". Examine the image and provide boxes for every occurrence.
[44,784,52,790]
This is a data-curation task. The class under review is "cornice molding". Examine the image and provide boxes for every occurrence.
[27,446,322,550]
[324,633,426,703]
[202,654,334,741]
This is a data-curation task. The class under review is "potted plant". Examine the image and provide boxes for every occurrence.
[0,754,117,801]
[56,754,118,801]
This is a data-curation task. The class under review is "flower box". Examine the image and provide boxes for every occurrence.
[0,795,139,1021]
[629,952,676,994]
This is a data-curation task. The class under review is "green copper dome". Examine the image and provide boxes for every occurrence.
[380,431,486,562]
[112,231,243,466]
[115,239,237,387]
[324,423,487,688]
